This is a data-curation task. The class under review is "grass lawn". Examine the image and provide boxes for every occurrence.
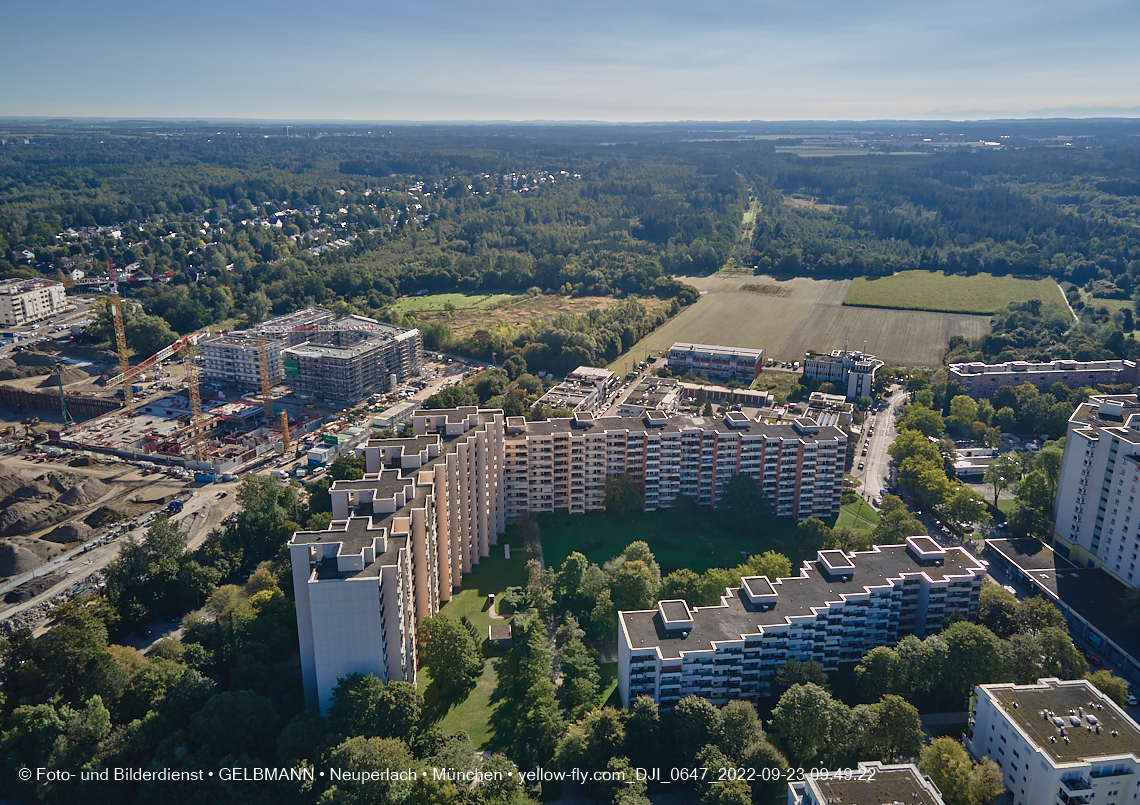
[996,498,1017,513]
[388,292,519,315]
[835,499,881,534]
[843,271,1069,316]
[417,545,529,747]
[536,507,808,576]
[751,371,801,401]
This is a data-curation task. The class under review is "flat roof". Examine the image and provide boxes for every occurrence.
[805,766,943,805]
[622,544,983,657]
[516,411,846,444]
[292,513,408,580]
[986,538,1140,664]
[986,678,1140,763]
[669,342,764,358]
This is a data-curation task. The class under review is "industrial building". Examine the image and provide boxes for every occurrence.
[618,536,984,708]
[966,678,1140,805]
[787,762,946,805]
[1052,394,1140,587]
[290,404,843,714]
[950,359,1140,398]
[0,278,69,326]
[802,349,883,401]
[667,342,764,381]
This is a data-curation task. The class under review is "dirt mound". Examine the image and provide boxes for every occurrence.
[0,501,72,538]
[84,506,125,529]
[69,455,99,467]
[1,481,58,506]
[57,477,110,507]
[0,363,53,380]
[37,365,91,387]
[12,352,59,367]
[35,471,80,495]
[0,542,43,576]
[0,472,26,503]
[42,522,93,545]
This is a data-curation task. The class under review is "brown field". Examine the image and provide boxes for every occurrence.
[609,273,991,375]
[415,294,673,341]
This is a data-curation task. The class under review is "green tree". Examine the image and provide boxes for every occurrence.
[718,699,764,759]
[948,395,979,429]
[769,683,843,764]
[604,473,643,519]
[329,454,367,481]
[555,707,626,775]
[1015,596,1066,635]
[718,472,770,528]
[1035,445,1064,509]
[795,517,831,552]
[608,559,658,612]
[659,569,700,604]
[424,384,479,409]
[1016,470,1052,514]
[872,694,923,762]
[855,646,903,701]
[941,622,1007,704]
[673,696,723,763]
[942,485,992,528]
[898,404,945,437]
[419,614,483,694]
[322,735,416,805]
[872,496,925,542]
[772,659,829,699]
[921,736,1002,805]
[983,454,1019,508]
[978,584,1019,639]
[1087,670,1130,706]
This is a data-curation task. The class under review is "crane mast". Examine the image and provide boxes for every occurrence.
[107,259,133,417]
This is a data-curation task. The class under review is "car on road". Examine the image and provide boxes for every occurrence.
[858,462,865,470]
[1128,692,1138,707]
[1086,654,1103,668]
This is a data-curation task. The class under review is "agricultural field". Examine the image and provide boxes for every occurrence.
[387,291,520,315]
[843,271,1069,315]
[609,272,991,373]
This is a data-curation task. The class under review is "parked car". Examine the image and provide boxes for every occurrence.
[1086,654,1104,668]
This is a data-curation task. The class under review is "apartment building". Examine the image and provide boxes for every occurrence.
[502,410,846,520]
[803,349,883,401]
[1053,394,1140,587]
[966,678,1140,805]
[533,366,617,414]
[667,342,764,381]
[283,325,423,405]
[201,333,285,388]
[950,359,1140,398]
[618,536,984,709]
[0,278,69,326]
[290,407,504,714]
[787,761,946,805]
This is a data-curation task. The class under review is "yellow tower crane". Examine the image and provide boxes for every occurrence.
[182,343,207,462]
[257,337,273,422]
[281,409,290,451]
[107,259,133,417]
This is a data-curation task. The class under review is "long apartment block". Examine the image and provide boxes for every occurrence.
[966,677,1140,805]
[667,342,764,381]
[950,359,1139,398]
[502,411,846,520]
[1053,394,1140,587]
[291,405,843,714]
[618,537,984,709]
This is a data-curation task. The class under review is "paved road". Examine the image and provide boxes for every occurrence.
[852,386,906,503]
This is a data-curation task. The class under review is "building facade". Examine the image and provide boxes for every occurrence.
[1053,394,1140,587]
[667,342,764,381]
[788,762,946,805]
[802,350,883,401]
[0,278,69,326]
[950,359,1140,398]
[283,326,423,405]
[201,333,285,388]
[618,536,984,709]
[502,411,846,520]
[966,678,1140,805]
[532,366,618,414]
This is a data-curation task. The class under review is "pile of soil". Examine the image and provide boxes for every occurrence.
[0,358,53,381]
[57,476,111,506]
[0,501,71,537]
[42,522,93,545]
[36,365,91,387]
[0,472,26,502]
[84,506,124,529]
[0,542,43,576]
[69,455,98,467]
[12,352,59,368]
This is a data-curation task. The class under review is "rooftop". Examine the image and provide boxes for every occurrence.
[985,678,1140,763]
[669,342,764,358]
[517,411,846,443]
[622,544,983,657]
[1069,394,1140,429]
[291,513,408,580]
[986,538,1140,664]
[951,358,1135,375]
[803,764,944,805]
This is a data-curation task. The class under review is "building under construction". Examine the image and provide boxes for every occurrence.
[200,308,422,404]
[283,322,422,405]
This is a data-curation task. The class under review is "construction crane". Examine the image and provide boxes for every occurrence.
[54,365,75,427]
[182,342,207,462]
[257,337,273,421]
[281,409,290,451]
[106,259,134,417]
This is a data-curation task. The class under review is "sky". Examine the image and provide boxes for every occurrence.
[3,0,1139,121]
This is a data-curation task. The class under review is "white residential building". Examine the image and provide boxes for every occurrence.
[803,349,883,401]
[950,359,1140,398]
[788,761,945,805]
[618,537,984,709]
[967,678,1140,805]
[0,278,69,326]
[667,342,764,381]
[1053,394,1140,587]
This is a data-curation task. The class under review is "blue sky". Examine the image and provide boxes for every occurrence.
[3,0,1138,120]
